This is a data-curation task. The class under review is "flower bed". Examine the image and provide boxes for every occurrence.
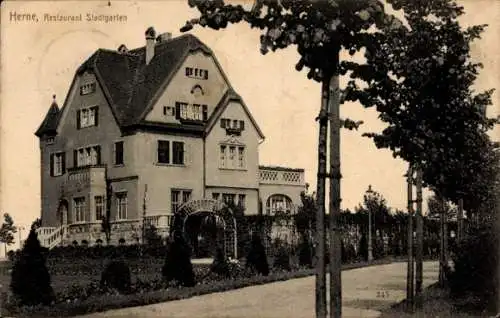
[2,258,398,317]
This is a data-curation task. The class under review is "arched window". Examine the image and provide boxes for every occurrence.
[266,194,293,215]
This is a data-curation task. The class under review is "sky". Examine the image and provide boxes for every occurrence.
[1,0,499,253]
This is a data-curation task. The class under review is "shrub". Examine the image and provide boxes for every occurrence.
[100,260,132,294]
[358,233,368,261]
[298,239,313,268]
[448,224,498,313]
[162,232,196,287]
[246,235,269,276]
[273,245,291,271]
[210,247,230,277]
[10,228,55,306]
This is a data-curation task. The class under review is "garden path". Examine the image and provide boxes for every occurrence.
[78,261,439,318]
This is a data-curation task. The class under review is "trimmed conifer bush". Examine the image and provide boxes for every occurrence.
[273,245,291,271]
[245,235,269,276]
[298,239,313,268]
[162,231,196,287]
[10,228,55,306]
[100,260,132,294]
[210,247,230,277]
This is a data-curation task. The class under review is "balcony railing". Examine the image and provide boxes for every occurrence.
[65,165,106,192]
[259,166,305,186]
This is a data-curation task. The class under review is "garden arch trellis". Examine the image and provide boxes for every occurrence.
[172,198,238,259]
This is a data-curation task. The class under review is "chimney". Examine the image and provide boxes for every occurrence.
[156,32,172,44]
[145,27,156,65]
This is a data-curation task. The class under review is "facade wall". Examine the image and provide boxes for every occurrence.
[132,132,204,218]
[41,71,129,227]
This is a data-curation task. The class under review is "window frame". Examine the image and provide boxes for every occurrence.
[116,192,128,220]
[114,141,124,166]
[95,196,104,221]
[50,151,66,177]
[73,197,86,223]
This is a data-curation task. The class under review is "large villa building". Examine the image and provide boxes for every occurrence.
[34,27,306,256]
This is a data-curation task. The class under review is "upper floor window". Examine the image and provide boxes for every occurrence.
[46,137,55,145]
[114,141,124,165]
[219,144,246,169]
[73,197,86,223]
[77,106,98,129]
[171,189,192,214]
[212,192,220,201]
[50,152,66,177]
[157,140,186,165]
[185,67,208,80]
[175,102,208,121]
[74,145,101,167]
[95,196,104,221]
[80,82,96,95]
[116,192,128,220]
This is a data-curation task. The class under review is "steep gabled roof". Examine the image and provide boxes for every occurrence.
[205,89,265,141]
[35,32,261,139]
[35,96,60,137]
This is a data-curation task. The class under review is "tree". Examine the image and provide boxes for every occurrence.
[102,181,113,245]
[0,213,17,256]
[10,228,54,306]
[162,231,196,287]
[181,3,402,316]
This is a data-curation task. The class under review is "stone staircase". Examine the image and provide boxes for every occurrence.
[36,226,66,249]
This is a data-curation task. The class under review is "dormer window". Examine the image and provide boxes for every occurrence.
[220,118,245,135]
[185,67,208,80]
[80,82,96,95]
[175,102,208,122]
[77,106,98,129]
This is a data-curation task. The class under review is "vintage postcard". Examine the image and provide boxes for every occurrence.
[0,0,499,317]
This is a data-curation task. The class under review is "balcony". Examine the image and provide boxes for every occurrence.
[65,165,106,193]
[259,166,305,186]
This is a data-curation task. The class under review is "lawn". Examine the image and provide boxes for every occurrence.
[380,283,494,318]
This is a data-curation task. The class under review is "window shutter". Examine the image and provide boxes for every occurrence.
[220,119,225,128]
[76,110,81,129]
[175,103,181,120]
[73,150,78,167]
[61,152,66,174]
[240,120,245,131]
[202,105,208,121]
[96,146,101,165]
[94,107,99,127]
[49,154,54,177]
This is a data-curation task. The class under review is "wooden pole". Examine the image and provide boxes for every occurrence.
[406,165,414,312]
[315,74,329,318]
[415,167,423,308]
[457,198,463,242]
[328,67,342,318]
[439,194,447,287]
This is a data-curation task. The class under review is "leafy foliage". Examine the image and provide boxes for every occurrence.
[273,244,291,271]
[10,228,55,306]
[100,260,132,294]
[209,247,231,278]
[350,0,498,213]
[162,232,196,287]
[0,213,17,251]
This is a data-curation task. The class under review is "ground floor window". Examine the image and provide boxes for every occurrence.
[266,194,293,215]
[171,189,192,214]
[73,197,86,222]
[116,192,127,220]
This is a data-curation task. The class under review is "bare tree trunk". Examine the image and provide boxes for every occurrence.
[328,67,342,318]
[415,167,423,308]
[315,75,329,318]
[406,165,414,312]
